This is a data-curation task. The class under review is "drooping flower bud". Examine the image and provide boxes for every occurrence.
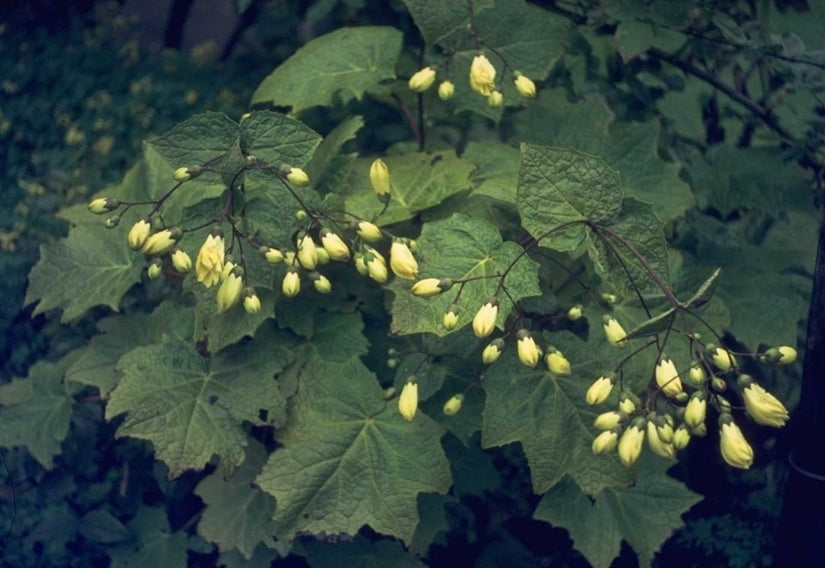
[221,260,236,282]
[147,259,163,280]
[354,253,368,276]
[592,429,620,455]
[487,90,503,108]
[718,414,754,469]
[173,167,191,182]
[390,240,419,280]
[672,425,691,450]
[684,392,707,431]
[482,338,505,364]
[311,272,332,294]
[128,218,152,250]
[316,247,330,265]
[262,246,284,264]
[442,394,464,416]
[516,330,541,368]
[647,420,675,460]
[775,346,797,365]
[104,215,120,229]
[654,415,675,444]
[412,278,452,297]
[286,167,310,186]
[437,80,455,100]
[688,361,706,386]
[408,66,437,92]
[356,221,383,242]
[443,305,459,331]
[398,380,419,421]
[469,54,496,96]
[217,267,244,313]
[707,343,737,372]
[738,375,789,428]
[618,392,637,414]
[594,410,627,430]
[513,73,537,98]
[142,228,180,256]
[567,305,583,321]
[602,316,627,348]
[243,287,261,314]
[171,249,192,274]
[369,158,391,197]
[282,267,301,298]
[196,231,225,287]
[601,292,618,305]
[545,348,571,376]
[320,229,350,261]
[655,356,683,397]
[88,197,119,214]
[472,298,499,338]
[618,417,646,466]
[364,249,388,283]
[297,234,318,270]
[586,373,615,406]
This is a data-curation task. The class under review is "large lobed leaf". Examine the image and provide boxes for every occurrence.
[251,27,403,113]
[389,213,541,336]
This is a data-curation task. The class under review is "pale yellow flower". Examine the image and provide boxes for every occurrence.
[469,54,496,96]
[719,416,754,469]
[398,381,418,421]
[196,234,225,288]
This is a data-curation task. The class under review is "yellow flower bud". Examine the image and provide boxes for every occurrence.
[672,425,691,450]
[390,241,419,280]
[739,376,789,428]
[128,218,152,250]
[104,215,120,229]
[708,344,737,372]
[312,273,332,294]
[412,278,451,297]
[354,253,368,276]
[654,417,674,444]
[142,229,179,256]
[282,267,301,298]
[284,251,296,266]
[398,381,418,421]
[217,268,244,313]
[545,349,571,376]
[88,197,118,214]
[719,415,754,469]
[442,394,464,416]
[316,247,330,265]
[592,429,619,455]
[516,330,541,368]
[221,260,236,282]
[602,316,627,348]
[297,234,318,270]
[618,419,646,466]
[173,167,192,182]
[196,233,225,288]
[147,259,162,280]
[408,66,436,92]
[364,249,388,283]
[482,339,505,364]
[601,293,618,305]
[443,306,459,331]
[357,221,383,242]
[777,346,797,365]
[514,73,537,98]
[437,80,455,100]
[594,411,626,430]
[263,247,284,264]
[567,305,583,321]
[472,298,499,338]
[369,158,391,197]
[647,420,675,460]
[586,374,615,406]
[684,392,707,431]
[688,361,706,386]
[618,394,636,414]
[320,230,350,261]
[469,54,496,96]
[655,357,683,397]
[487,90,503,108]
[286,167,310,186]
[171,249,192,274]
[243,288,261,314]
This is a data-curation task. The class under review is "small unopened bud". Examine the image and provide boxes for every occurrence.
[294,210,308,222]
[369,158,391,197]
[655,356,683,397]
[602,316,627,348]
[739,375,789,428]
[171,249,192,273]
[684,392,707,431]
[412,278,452,297]
[173,167,191,182]
[516,330,541,368]
[88,197,119,214]
[618,392,637,414]
[618,418,646,466]
[672,425,691,450]
[364,249,388,283]
[282,267,301,298]
[354,253,368,276]
[142,228,180,256]
[482,338,505,364]
[586,373,615,406]
[316,247,330,265]
[408,66,436,92]
[263,247,284,264]
[390,240,418,280]
[706,343,737,372]
[472,298,499,338]
[243,287,261,314]
[311,272,332,294]
[320,229,350,261]
[443,305,459,330]
[217,267,244,313]
[567,305,583,321]
[688,361,706,386]
[718,414,753,469]
[513,73,537,98]
[647,420,675,460]
[592,429,620,455]
[594,411,627,430]
[128,218,152,250]
[442,394,464,416]
[356,221,383,242]
[487,90,503,108]
[104,215,120,229]
[545,348,571,376]
[147,259,163,280]
[711,376,727,392]
[398,381,419,421]
[601,293,618,305]
[437,80,455,100]
[286,167,310,186]
[297,234,318,270]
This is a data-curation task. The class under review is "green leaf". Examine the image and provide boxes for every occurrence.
[256,356,451,544]
[336,151,476,225]
[306,115,364,189]
[712,13,747,44]
[195,441,277,558]
[108,507,190,568]
[65,302,194,395]
[465,142,521,206]
[534,456,702,568]
[217,546,279,568]
[148,112,241,175]
[302,535,427,568]
[192,286,276,354]
[683,267,722,309]
[239,111,322,167]
[0,357,76,469]
[25,223,144,323]
[481,332,634,495]
[251,27,403,113]
[410,493,451,556]
[587,199,670,297]
[624,308,676,340]
[511,90,694,223]
[399,0,495,45]
[614,20,684,62]
[518,144,623,251]
[79,510,132,544]
[107,330,293,478]
[388,214,541,336]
